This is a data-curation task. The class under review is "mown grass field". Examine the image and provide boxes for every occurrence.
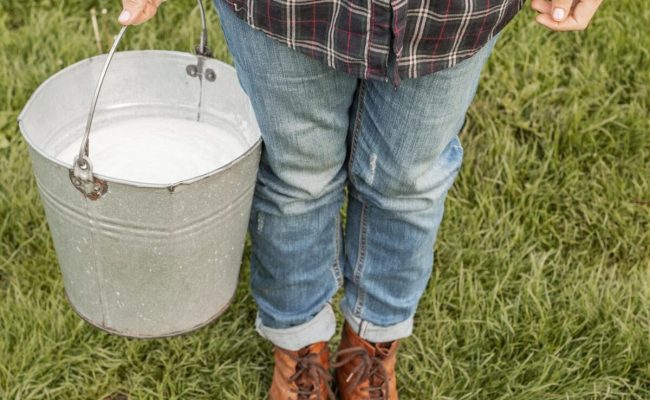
[1,0,649,399]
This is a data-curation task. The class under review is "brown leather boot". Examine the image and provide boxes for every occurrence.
[332,322,399,400]
[269,341,335,400]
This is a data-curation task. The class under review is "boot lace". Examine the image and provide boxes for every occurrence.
[284,349,336,400]
[331,347,390,400]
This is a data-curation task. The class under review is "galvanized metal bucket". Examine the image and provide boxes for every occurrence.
[17,2,262,338]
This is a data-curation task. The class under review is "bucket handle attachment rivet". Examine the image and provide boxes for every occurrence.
[69,0,213,200]
[186,64,199,77]
[205,69,216,82]
[70,155,108,200]
[186,65,216,81]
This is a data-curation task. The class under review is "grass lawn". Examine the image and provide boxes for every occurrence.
[1,0,648,398]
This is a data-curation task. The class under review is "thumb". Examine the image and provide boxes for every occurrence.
[551,0,575,22]
[119,0,147,25]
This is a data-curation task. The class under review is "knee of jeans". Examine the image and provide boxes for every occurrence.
[351,138,463,212]
[255,161,346,215]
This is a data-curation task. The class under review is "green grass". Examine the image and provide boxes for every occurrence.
[1,0,649,399]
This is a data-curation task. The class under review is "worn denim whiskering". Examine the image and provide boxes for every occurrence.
[215,0,500,350]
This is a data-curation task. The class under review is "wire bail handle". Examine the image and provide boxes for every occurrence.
[70,0,212,200]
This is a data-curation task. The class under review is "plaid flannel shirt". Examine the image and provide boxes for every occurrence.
[219,0,524,84]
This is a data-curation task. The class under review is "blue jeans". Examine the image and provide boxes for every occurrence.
[214,0,500,350]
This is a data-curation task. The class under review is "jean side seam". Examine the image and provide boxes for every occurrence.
[346,80,369,317]
[352,202,369,316]
[330,212,344,288]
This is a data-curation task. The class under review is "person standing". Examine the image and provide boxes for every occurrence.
[118,0,604,398]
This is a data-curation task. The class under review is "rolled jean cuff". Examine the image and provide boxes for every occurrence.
[255,303,337,351]
[341,303,414,343]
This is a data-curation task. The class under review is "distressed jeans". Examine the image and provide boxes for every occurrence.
[214,0,500,350]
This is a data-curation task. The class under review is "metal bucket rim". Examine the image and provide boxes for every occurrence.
[18,50,262,189]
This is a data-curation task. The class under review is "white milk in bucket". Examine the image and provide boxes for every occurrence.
[56,116,249,184]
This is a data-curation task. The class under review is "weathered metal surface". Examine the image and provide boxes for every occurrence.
[18,51,262,338]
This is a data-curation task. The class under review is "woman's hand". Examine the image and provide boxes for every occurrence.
[118,0,165,25]
[531,0,604,31]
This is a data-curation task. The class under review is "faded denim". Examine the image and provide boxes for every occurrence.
[215,0,500,350]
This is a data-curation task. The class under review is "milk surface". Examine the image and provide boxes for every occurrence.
[57,117,248,184]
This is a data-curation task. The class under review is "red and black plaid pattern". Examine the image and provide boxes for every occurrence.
[219,0,524,83]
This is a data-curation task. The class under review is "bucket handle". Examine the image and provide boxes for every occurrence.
[70,0,213,200]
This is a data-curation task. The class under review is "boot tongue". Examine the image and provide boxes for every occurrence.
[294,346,318,398]
[368,342,393,398]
